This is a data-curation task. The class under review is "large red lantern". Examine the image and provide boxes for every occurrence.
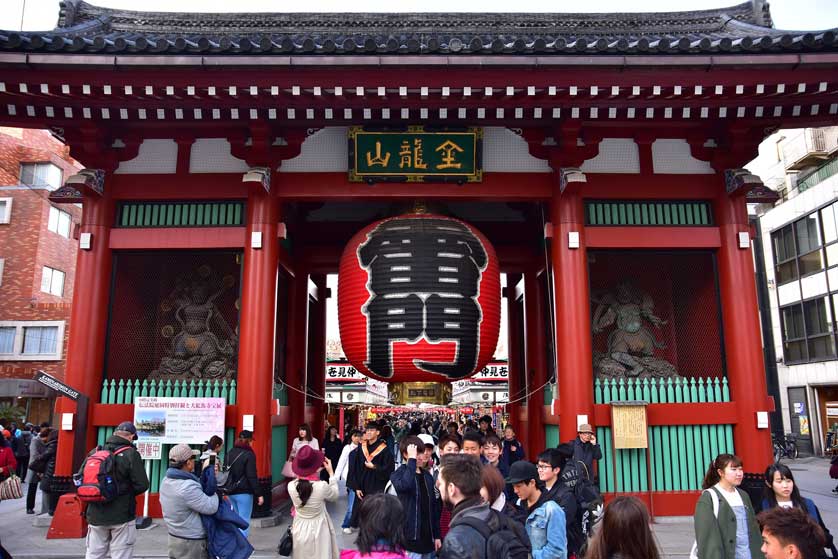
[338,213,501,383]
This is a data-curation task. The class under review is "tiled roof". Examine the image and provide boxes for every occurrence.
[0,0,835,56]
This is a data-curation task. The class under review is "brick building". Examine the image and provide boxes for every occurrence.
[0,127,81,424]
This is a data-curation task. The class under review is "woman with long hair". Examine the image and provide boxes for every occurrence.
[322,426,344,480]
[197,434,224,476]
[340,493,407,559]
[224,430,263,537]
[38,429,59,515]
[694,454,764,559]
[288,445,339,559]
[585,496,660,559]
[761,463,835,557]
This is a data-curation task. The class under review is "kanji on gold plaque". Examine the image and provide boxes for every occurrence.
[349,126,482,182]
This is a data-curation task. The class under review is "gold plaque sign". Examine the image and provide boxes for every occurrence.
[389,382,452,405]
[611,401,649,449]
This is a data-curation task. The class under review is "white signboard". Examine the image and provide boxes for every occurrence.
[134,397,226,444]
[136,440,163,460]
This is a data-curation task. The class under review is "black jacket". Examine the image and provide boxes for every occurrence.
[84,435,150,526]
[440,499,493,559]
[390,459,441,543]
[570,438,602,480]
[37,438,58,492]
[225,444,260,497]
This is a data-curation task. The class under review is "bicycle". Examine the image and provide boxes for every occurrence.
[772,433,799,461]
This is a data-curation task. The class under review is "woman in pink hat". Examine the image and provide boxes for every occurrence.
[288,445,339,559]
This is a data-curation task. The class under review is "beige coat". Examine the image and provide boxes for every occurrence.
[288,476,339,559]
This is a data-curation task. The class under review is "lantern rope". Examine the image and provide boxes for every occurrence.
[276,379,329,401]
[503,379,553,405]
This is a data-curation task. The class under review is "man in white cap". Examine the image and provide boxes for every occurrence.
[569,424,602,482]
[159,443,219,559]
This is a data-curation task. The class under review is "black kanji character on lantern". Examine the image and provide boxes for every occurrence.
[357,217,488,379]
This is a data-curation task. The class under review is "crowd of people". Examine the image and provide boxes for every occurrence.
[0,414,836,559]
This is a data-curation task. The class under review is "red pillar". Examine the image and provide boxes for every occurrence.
[714,187,774,470]
[525,270,547,455]
[505,274,527,448]
[55,186,115,478]
[308,274,328,441]
[236,188,280,480]
[285,268,309,452]
[550,185,595,443]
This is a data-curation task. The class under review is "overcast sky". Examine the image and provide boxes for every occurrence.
[2,0,837,31]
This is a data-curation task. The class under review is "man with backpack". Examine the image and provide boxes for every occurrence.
[437,454,530,559]
[556,444,603,555]
[507,460,568,559]
[79,421,149,559]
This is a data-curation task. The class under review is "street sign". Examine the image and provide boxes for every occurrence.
[35,370,80,401]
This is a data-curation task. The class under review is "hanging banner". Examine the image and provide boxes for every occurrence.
[134,397,226,444]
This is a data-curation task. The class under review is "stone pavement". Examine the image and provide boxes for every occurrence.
[1,457,834,558]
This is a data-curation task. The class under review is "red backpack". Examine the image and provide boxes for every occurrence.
[76,446,131,503]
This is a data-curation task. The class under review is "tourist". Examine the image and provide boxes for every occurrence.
[507,460,567,559]
[349,421,395,528]
[291,423,320,459]
[537,449,582,557]
[757,507,826,559]
[83,421,150,559]
[223,430,263,537]
[340,493,407,559]
[390,436,441,559]
[12,423,31,478]
[25,427,48,514]
[568,425,601,483]
[0,430,16,480]
[381,424,397,460]
[480,463,518,516]
[478,415,495,436]
[197,435,224,476]
[335,429,362,534]
[694,453,764,559]
[288,445,339,559]
[460,432,484,458]
[446,422,460,437]
[584,496,660,559]
[437,454,493,559]
[761,463,834,555]
[323,426,344,480]
[159,443,219,559]
[482,433,509,478]
[435,434,462,539]
[39,429,59,515]
[502,425,525,465]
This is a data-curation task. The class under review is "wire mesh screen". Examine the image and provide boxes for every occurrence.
[588,250,725,381]
[106,251,242,382]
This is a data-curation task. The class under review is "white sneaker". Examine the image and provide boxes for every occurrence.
[342,528,353,534]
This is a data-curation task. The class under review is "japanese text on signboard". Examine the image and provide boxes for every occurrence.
[134,397,226,445]
[349,127,482,182]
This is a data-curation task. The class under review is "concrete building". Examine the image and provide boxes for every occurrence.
[750,126,838,455]
[0,127,81,425]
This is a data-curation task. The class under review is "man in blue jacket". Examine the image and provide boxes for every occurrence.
[507,461,567,559]
[390,435,441,559]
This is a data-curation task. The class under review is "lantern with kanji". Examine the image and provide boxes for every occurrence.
[338,213,501,383]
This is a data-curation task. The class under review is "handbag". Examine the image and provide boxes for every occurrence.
[217,452,245,494]
[0,474,23,500]
[277,525,293,556]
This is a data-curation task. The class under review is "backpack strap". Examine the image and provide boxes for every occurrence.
[455,513,493,556]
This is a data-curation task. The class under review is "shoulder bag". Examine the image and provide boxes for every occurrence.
[689,488,721,559]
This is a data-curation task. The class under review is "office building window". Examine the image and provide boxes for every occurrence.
[0,321,64,360]
[780,296,837,363]
[20,162,62,190]
[47,206,72,238]
[41,266,65,297]
[781,304,807,363]
[0,198,11,224]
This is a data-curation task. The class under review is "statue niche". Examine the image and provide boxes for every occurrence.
[591,281,679,380]
[151,265,238,381]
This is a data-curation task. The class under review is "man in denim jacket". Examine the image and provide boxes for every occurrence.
[507,461,567,559]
